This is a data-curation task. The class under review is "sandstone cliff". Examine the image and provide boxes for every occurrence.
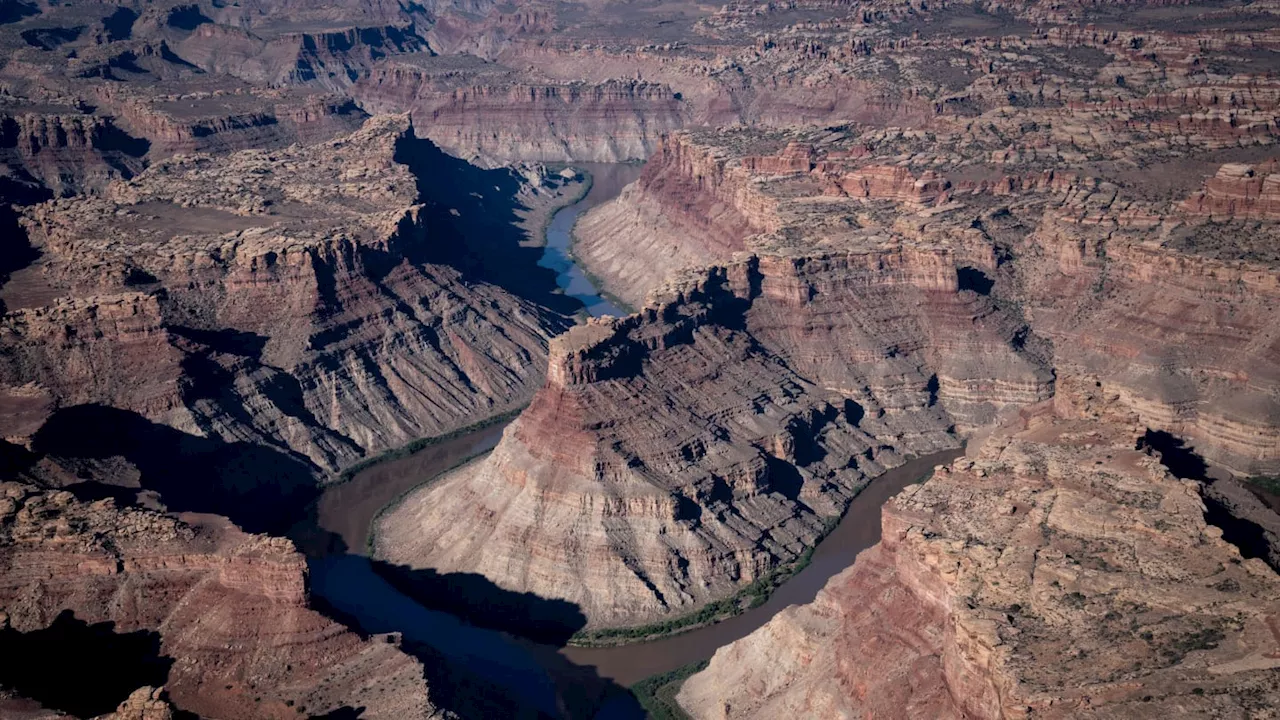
[678,404,1280,718]
[0,482,445,719]
[565,118,1280,476]
[355,68,688,164]
[3,115,568,473]
[376,249,1052,627]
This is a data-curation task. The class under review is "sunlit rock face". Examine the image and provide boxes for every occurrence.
[377,249,1052,627]
[3,115,567,473]
[679,403,1280,719]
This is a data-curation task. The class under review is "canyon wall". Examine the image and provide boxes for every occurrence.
[0,112,147,199]
[567,126,1280,476]
[679,401,1280,718]
[2,115,568,473]
[0,482,443,719]
[376,248,1052,627]
[355,72,688,164]
[572,133,775,307]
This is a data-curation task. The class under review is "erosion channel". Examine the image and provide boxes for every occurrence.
[305,167,964,718]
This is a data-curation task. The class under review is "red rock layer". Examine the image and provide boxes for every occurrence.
[1019,210,1280,475]
[0,112,147,197]
[376,249,1052,626]
[0,483,443,720]
[679,404,1280,718]
[355,73,686,163]
[1181,162,1280,220]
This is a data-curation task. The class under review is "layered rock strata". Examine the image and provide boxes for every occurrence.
[678,404,1280,718]
[3,115,567,472]
[571,120,1280,476]
[377,249,1052,627]
[0,482,443,720]
[355,69,688,164]
[572,134,774,306]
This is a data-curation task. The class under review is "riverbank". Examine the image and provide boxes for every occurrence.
[538,163,645,317]
[565,449,959,648]
[565,197,638,317]
[565,516,839,648]
[314,412,519,556]
[332,407,525,485]
[526,166,593,249]
[559,447,964,686]
[364,447,496,556]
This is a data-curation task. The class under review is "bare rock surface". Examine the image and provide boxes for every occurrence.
[2,115,568,473]
[0,482,444,719]
[377,246,1052,627]
[679,402,1280,719]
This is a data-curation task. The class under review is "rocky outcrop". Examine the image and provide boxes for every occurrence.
[0,482,444,719]
[565,117,1280,476]
[173,23,430,90]
[1017,212,1280,476]
[1181,162,1280,220]
[376,249,1052,627]
[4,115,568,472]
[572,133,774,306]
[355,71,687,163]
[678,406,1280,718]
[0,111,147,198]
[90,88,369,157]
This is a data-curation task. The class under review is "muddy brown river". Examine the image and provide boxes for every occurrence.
[559,447,964,685]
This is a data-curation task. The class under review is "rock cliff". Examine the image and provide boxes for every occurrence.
[0,482,444,719]
[355,71,687,164]
[678,404,1280,718]
[3,115,568,473]
[376,248,1052,627]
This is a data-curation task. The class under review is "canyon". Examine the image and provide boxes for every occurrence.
[679,399,1280,719]
[2,113,569,479]
[2,0,1280,716]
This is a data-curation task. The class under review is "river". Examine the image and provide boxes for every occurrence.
[303,166,964,718]
[537,163,643,317]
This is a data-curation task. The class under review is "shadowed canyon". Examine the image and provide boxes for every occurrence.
[1,0,1279,717]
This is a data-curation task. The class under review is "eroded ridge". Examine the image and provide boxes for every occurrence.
[377,244,1054,627]
[0,482,443,719]
[679,397,1280,718]
[2,115,567,474]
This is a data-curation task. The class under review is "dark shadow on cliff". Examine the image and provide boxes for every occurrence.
[310,708,365,720]
[392,132,582,316]
[370,560,588,646]
[0,203,41,315]
[0,610,172,717]
[957,266,994,295]
[1138,429,1208,480]
[29,404,319,535]
[1138,428,1277,568]
[303,536,640,719]
[0,0,39,24]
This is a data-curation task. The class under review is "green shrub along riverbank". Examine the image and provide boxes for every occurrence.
[631,660,708,720]
[568,514,840,647]
[1247,475,1280,496]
